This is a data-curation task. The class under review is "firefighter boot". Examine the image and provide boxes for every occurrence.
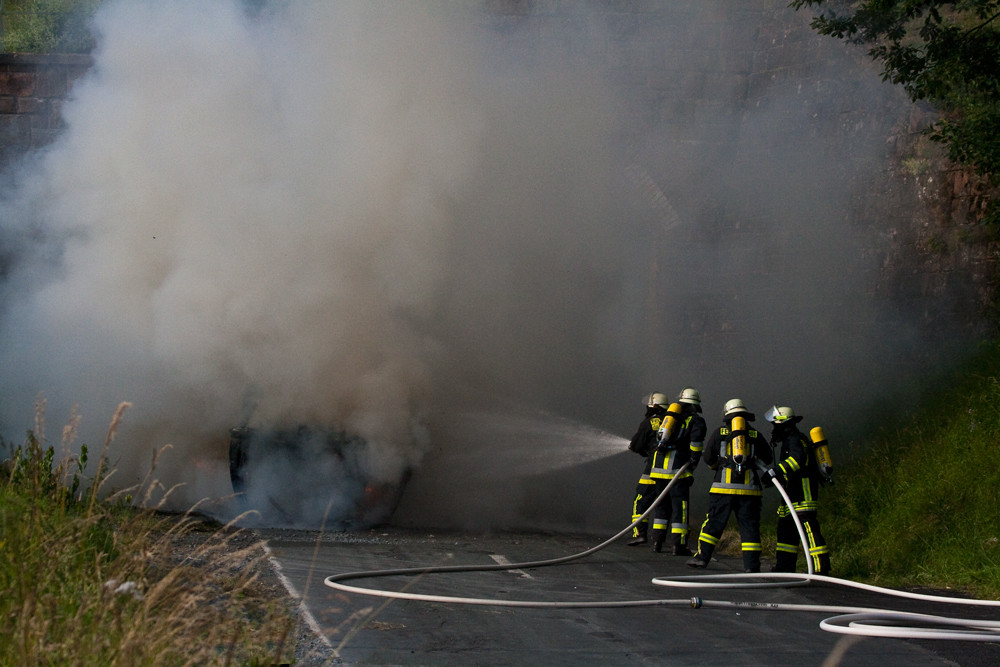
[686,541,713,568]
[650,530,666,553]
[685,554,708,568]
[815,553,831,576]
[743,550,761,573]
[771,549,798,573]
[627,523,648,546]
[672,533,692,557]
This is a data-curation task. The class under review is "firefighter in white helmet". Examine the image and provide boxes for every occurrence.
[648,387,706,555]
[763,406,831,576]
[625,392,670,546]
[686,398,773,572]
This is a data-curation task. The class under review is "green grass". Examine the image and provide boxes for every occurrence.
[710,339,1000,600]
[0,403,297,666]
[820,339,1000,598]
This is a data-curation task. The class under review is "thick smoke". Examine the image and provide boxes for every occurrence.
[0,1,980,532]
[1,1,482,519]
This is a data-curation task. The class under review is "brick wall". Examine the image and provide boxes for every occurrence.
[0,53,92,165]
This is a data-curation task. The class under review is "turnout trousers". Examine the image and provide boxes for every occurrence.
[695,493,763,572]
[775,508,830,575]
[631,479,657,539]
[649,476,693,550]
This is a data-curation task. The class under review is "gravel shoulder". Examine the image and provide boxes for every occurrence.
[150,511,340,665]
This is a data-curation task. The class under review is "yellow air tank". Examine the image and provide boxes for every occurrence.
[810,426,834,484]
[731,414,749,472]
[657,402,684,445]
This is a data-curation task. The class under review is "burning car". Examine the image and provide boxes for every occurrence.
[228,424,410,529]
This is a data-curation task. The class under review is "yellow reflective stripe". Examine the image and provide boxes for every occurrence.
[781,457,801,473]
[649,447,696,478]
[777,501,819,513]
[805,524,829,570]
[713,480,758,490]
[650,450,672,478]
[699,532,720,546]
[800,477,814,502]
[742,542,762,552]
[708,487,763,496]
[805,526,818,549]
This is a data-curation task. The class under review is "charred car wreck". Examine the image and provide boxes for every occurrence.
[228,424,409,529]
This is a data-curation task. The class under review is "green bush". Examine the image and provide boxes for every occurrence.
[0,0,100,53]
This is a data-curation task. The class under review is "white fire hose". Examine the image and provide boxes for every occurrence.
[325,462,1000,641]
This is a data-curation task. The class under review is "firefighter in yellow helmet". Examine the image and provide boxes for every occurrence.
[648,387,706,555]
[624,392,670,546]
[763,406,831,576]
[686,398,773,572]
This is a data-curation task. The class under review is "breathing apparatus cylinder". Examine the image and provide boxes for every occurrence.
[657,403,684,446]
[810,426,834,484]
[731,415,749,473]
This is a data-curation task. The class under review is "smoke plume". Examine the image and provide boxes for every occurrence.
[0,1,981,532]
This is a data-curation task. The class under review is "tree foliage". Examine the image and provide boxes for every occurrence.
[0,0,100,53]
[791,1,1000,200]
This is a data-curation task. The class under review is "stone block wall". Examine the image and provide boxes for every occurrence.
[0,53,92,165]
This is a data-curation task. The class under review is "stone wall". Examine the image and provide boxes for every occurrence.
[0,53,92,165]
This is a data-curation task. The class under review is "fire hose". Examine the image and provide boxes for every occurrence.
[324,462,1000,640]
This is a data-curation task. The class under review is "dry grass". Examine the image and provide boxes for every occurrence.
[0,401,300,666]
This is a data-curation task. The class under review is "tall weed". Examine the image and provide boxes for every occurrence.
[0,402,297,665]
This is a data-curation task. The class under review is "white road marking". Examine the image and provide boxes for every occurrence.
[489,554,534,579]
[262,543,334,651]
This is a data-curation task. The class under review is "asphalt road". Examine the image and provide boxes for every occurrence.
[263,527,1000,666]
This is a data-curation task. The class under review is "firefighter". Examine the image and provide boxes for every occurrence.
[686,399,772,572]
[763,406,831,576]
[625,392,670,546]
[648,387,706,555]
